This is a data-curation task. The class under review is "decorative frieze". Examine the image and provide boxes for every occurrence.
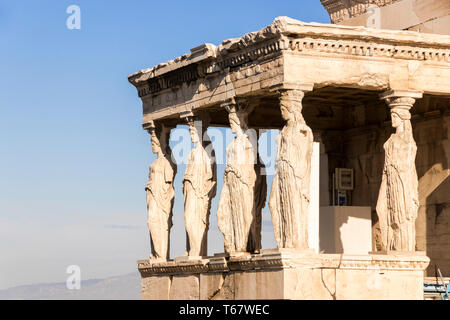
[288,38,450,62]
[214,39,283,71]
[138,64,200,97]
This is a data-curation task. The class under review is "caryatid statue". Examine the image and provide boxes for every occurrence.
[182,116,217,257]
[269,89,313,250]
[217,99,267,254]
[145,121,177,261]
[377,92,422,252]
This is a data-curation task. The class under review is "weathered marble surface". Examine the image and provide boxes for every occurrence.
[146,122,177,261]
[217,100,267,254]
[377,92,422,252]
[183,117,217,257]
[269,89,313,250]
[321,0,450,36]
[320,206,372,254]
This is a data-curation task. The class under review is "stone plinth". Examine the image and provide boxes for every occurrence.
[138,250,430,300]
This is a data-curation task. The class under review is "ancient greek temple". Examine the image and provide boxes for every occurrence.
[128,1,450,300]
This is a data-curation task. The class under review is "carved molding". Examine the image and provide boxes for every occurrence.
[136,40,284,98]
[321,0,402,23]
[138,258,226,277]
[137,253,430,277]
[130,17,450,101]
[137,64,200,98]
[135,36,449,99]
[287,37,450,63]
[214,39,283,72]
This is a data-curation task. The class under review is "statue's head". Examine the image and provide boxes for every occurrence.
[390,107,412,137]
[228,112,243,135]
[186,113,211,146]
[391,112,402,129]
[150,131,162,154]
[280,102,293,122]
[148,122,170,156]
[186,117,201,145]
[225,99,253,136]
[280,90,305,123]
[189,125,200,145]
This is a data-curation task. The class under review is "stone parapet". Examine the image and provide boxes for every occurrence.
[139,251,430,300]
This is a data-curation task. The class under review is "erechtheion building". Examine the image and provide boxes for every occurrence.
[129,0,450,300]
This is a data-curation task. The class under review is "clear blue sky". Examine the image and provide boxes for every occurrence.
[0,0,330,289]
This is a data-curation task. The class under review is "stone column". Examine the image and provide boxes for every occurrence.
[269,84,314,250]
[181,114,217,258]
[145,121,177,261]
[217,98,266,254]
[377,90,423,252]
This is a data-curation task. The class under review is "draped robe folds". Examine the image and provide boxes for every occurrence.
[217,135,265,253]
[248,159,267,253]
[376,134,419,252]
[146,155,176,260]
[269,122,313,250]
[183,144,216,257]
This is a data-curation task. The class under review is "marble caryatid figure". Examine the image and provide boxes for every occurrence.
[146,121,177,261]
[183,116,217,257]
[377,97,419,252]
[217,99,266,254]
[269,90,313,250]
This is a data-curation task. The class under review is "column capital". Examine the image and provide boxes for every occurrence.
[143,119,176,133]
[143,120,156,132]
[179,109,194,120]
[220,97,237,113]
[221,97,254,115]
[380,90,423,110]
[270,83,314,106]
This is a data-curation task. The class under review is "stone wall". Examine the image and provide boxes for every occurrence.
[321,0,403,24]
[332,97,450,275]
[321,0,450,35]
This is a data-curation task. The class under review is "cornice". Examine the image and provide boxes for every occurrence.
[137,252,430,277]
